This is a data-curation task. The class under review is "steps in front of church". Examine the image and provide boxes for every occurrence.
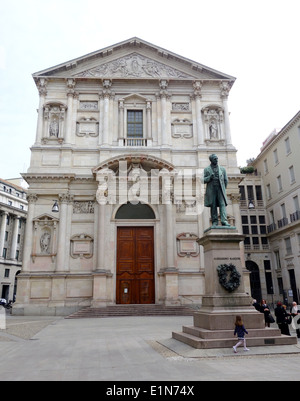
[66,304,195,319]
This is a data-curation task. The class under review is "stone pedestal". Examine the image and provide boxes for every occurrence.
[173,227,297,348]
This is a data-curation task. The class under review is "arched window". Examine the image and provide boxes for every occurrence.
[115,202,155,219]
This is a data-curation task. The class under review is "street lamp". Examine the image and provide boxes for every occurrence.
[248,200,255,209]
[52,201,59,213]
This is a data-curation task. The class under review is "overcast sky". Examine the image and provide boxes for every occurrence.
[0,0,299,180]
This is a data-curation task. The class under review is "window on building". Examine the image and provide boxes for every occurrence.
[259,216,266,224]
[239,186,246,200]
[127,110,143,138]
[289,166,295,184]
[285,137,291,154]
[260,225,267,234]
[241,216,248,225]
[247,186,254,201]
[17,234,21,244]
[266,184,271,200]
[16,250,19,261]
[255,186,263,201]
[4,269,10,278]
[4,231,8,241]
[274,250,281,270]
[273,149,279,164]
[251,225,258,235]
[281,203,287,219]
[2,248,7,259]
[284,237,292,255]
[277,175,282,192]
[264,260,274,294]
[293,196,300,212]
[264,159,269,174]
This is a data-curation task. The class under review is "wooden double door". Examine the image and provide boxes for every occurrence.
[116,227,155,304]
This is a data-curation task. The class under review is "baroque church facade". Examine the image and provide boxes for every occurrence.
[14,38,244,315]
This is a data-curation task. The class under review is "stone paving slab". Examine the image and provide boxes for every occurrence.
[158,337,300,358]
[0,315,300,381]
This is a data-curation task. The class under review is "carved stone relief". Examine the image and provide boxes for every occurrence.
[176,233,199,257]
[70,234,94,259]
[75,54,194,79]
[76,118,99,137]
[73,201,95,214]
[171,118,193,139]
[79,101,98,111]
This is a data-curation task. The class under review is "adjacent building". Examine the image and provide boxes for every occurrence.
[241,110,300,305]
[0,179,27,301]
[14,37,244,316]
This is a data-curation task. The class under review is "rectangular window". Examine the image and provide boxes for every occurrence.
[266,184,271,200]
[255,186,263,201]
[273,149,279,164]
[2,248,7,259]
[264,159,269,174]
[4,269,10,278]
[239,186,246,200]
[293,195,300,211]
[277,175,282,192]
[285,237,292,255]
[127,110,143,138]
[285,137,291,154]
[289,166,295,184]
[275,250,281,270]
[241,216,248,225]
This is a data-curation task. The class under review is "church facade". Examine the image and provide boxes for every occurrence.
[14,38,244,315]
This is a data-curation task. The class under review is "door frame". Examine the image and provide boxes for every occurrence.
[115,221,158,304]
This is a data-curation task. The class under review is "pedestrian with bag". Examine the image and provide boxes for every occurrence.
[260,299,272,327]
[275,302,290,336]
[233,315,250,353]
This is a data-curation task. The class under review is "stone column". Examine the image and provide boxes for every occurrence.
[10,215,20,260]
[56,194,70,272]
[159,80,170,147]
[22,194,38,272]
[65,79,75,144]
[146,101,152,140]
[193,81,204,146]
[220,81,233,146]
[0,212,8,257]
[118,99,124,145]
[101,79,112,146]
[35,79,47,144]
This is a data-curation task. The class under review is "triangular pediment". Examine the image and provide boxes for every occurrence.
[32,37,235,82]
[73,52,197,80]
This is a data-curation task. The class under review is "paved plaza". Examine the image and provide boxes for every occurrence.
[0,313,300,381]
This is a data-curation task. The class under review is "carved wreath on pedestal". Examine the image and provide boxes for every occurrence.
[217,264,241,293]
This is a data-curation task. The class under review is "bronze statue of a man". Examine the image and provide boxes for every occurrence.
[204,154,230,227]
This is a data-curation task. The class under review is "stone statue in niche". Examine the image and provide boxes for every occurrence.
[209,120,218,139]
[49,117,59,137]
[40,232,51,254]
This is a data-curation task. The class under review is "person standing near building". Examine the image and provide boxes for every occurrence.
[290,301,300,338]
